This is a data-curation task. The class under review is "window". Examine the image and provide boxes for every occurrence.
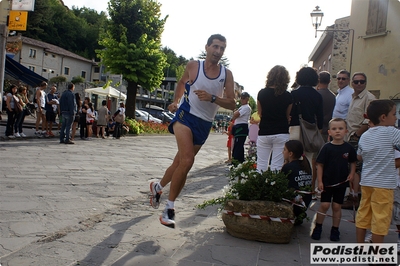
[52,54,56,58]
[28,66,35,71]
[29,49,36,58]
[42,69,47,72]
[64,67,70,75]
[366,0,388,35]
[44,52,48,56]
[81,71,86,79]
[94,67,100,73]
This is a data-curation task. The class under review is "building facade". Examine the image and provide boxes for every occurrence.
[8,36,97,83]
[309,0,400,100]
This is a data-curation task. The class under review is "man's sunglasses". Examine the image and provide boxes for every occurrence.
[352,80,366,85]
[337,77,348,81]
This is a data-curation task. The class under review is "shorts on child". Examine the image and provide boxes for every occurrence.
[168,109,212,146]
[356,186,394,235]
[320,186,347,204]
[392,186,400,225]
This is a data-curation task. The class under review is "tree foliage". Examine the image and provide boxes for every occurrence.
[25,0,107,59]
[162,47,188,78]
[97,0,168,118]
[71,76,85,84]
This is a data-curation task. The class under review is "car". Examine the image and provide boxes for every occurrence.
[135,110,149,122]
[140,107,164,120]
[138,110,162,123]
[161,111,173,123]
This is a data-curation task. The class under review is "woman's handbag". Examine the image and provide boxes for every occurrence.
[13,96,23,113]
[299,114,325,153]
[297,102,325,153]
[114,113,125,123]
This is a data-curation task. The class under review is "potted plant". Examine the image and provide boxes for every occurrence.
[197,157,302,244]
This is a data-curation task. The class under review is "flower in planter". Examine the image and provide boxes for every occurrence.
[197,157,295,210]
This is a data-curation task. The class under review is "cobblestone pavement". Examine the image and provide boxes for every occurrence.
[0,128,398,265]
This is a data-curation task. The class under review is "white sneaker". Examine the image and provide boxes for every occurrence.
[150,182,162,209]
[20,133,27,138]
[364,231,372,243]
[14,132,21,138]
[159,208,175,228]
[8,135,16,139]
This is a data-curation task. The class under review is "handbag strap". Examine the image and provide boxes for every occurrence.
[295,97,303,119]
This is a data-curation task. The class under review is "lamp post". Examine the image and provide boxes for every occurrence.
[310,6,323,38]
[310,6,354,73]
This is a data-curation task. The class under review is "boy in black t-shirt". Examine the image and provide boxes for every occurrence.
[311,118,357,241]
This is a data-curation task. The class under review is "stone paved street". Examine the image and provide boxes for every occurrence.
[0,125,399,265]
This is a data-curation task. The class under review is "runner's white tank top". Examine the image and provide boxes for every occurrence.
[179,60,226,122]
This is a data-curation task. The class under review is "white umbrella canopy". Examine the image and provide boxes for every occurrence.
[85,86,126,100]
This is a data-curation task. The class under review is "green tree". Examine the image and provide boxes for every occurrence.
[162,47,188,78]
[25,0,107,59]
[97,0,168,118]
[249,96,257,113]
[71,76,85,84]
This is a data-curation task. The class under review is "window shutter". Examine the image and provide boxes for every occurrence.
[366,0,388,35]
[376,0,388,33]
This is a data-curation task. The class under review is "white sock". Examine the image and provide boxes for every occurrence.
[166,200,174,209]
[156,182,163,192]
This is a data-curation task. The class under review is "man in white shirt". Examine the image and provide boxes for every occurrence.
[332,70,354,119]
[232,92,252,163]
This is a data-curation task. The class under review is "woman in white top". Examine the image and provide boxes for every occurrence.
[86,102,95,139]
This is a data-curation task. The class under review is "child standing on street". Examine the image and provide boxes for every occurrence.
[281,140,312,225]
[225,120,234,163]
[356,99,400,244]
[312,118,357,241]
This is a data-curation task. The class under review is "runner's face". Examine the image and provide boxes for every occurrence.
[206,39,226,63]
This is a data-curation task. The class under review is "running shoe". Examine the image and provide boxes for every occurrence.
[34,131,43,138]
[14,132,21,138]
[159,208,175,228]
[20,133,27,138]
[150,182,162,209]
[8,135,16,139]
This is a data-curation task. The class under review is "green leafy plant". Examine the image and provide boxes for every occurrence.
[197,157,294,210]
[125,118,143,135]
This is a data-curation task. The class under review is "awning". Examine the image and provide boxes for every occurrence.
[5,55,48,87]
[85,86,126,100]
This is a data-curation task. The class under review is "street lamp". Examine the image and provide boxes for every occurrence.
[309,6,354,73]
[310,6,324,38]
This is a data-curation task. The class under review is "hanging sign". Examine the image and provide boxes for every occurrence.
[8,11,28,31]
[11,0,35,11]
